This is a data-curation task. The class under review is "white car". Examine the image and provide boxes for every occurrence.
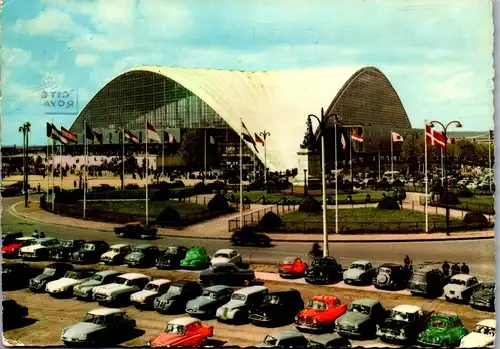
[216,285,268,323]
[444,274,482,303]
[211,249,242,266]
[45,269,95,297]
[100,244,132,265]
[19,237,60,260]
[93,273,151,306]
[460,319,495,348]
[130,279,171,308]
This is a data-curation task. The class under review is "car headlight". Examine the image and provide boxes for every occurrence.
[313,319,317,324]
[294,316,298,321]
[147,341,151,346]
[433,337,439,343]
[401,329,405,336]
[376,325,380,331]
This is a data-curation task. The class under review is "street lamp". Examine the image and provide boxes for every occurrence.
[429,120,462,234]
[308,108,341,257]
[18,122,31,208]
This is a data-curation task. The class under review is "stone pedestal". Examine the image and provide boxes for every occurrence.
[292,148,322,190]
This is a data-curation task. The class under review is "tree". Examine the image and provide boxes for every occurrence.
[180,129,203,170]
[300,116,315,150]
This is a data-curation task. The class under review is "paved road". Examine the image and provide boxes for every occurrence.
[2,197,495,279]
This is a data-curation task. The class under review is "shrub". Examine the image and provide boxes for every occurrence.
[152,187,171,201]
[156,206,182,223]
[194,182,210,194]
[125,183,140,190]
[439,192,460,205]
[457,188,474,198]
[463,211,488,224]
[207,180,226,192]
[258,211,282,228]
[174,180,185,188]
[377,197,400,210]
[298,196,322,213]
[393,179,404,187]
[248,180,265,191]
[54,189,83,204]
[207,194,231,213]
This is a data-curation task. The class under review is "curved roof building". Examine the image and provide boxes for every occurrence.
[70,66,411,171]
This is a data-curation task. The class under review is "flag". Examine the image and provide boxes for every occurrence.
[61,127,77,142]
[392,131,404,142]
[164,131,175,144]
[341,133,346,150]
[124,130,138,143]
[46,122,68,144]
[147,122,161,142]
[86,125,94,140]
[92,131,103,145]
[210,135,215,144]
[254,133,264,146]
[241,121,258,152]
[425,122,446,149]
[350,132,363,142]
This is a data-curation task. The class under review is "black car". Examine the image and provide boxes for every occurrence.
[2,232,23,246]
[155,246,188,269]
[231,228,271,246]
[373,263,412,290]
[2,296,28,326]
[114,222,157,239]
[408,266,450,298]
[29,262,74,292]
[376,306,433,343]
[124,244,160,267]
[305,257,343,284]
[154,280,203,314]
[49,239,86,261]
[307,333,352,348]
[470,281,495,311]
[249,289,304,326]
[199,263,255,286]
[2,262,39,290]
[69,241,109,264]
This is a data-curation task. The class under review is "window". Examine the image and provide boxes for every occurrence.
[334,298,341,307]
[109,133,112,144]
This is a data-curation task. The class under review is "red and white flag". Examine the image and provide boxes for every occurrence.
[254,133,264,146]
[61,127,77,142]
[425,122,446,149]
[146,122,161,143]
[241,121,258,152]
[124,130,138,143]
[350,132,363,142]
[392,131,404,142]
[341,133,346,150]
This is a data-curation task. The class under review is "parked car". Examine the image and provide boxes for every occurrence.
[459,319,496,348]
[343,260,376,285]
[2,296,28,325]
[373,263,412,290]
[417,313,468,347]
[130,279,171,309]
[305,257,343,284]
[100,244,132,265]
[147,317,213,347]
[216,285,268,324]
[306,333,352,348]
[231,228,272,246]
[73,270,121,301]
[2,232,23,246]
[408,266,450,298]
[180,246,211,269]
[199,262,255,286]
[210,249,242,266]
[335,299,388,338]
[61,308,136,347]
[249,289,304,326]
[154,280,203,314]
[444,274,482,303]
[186,285,234,319]
[93,273,151,306]
[114,222,157,239]
[376,305,433,343]
[45,269,96,297]
[124,244,160,267]
[279,257,307,279]
[256,331,309,348]
[2,262,37,290]
[49,239,86,262]
[155,246,188,269]
[19,237,60,260]
[295,295,347,332]
[470,282,495,311]
[2,237,36,258]
[29,262,74,292]
[69,241,110,264]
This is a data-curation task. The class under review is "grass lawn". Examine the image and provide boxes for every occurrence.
[458,196,494,206]
[227,189,388,203]
[86,200,208,218]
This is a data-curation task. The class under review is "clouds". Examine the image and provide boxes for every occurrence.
[75,53,99,66]
[13,7,88,37]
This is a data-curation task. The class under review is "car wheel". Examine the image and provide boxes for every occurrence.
[441,340,449,348]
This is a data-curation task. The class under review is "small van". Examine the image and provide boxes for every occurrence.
[216,285,268,323]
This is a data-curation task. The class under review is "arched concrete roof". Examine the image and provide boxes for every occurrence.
[74,65,410,171]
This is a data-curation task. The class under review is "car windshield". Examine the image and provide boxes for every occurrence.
[390,310,413,322]
[64,271,82,279]
[349,304,370,315]
[483,284,495,292]
[82,244,95,251]
[14,239,32,245]
[167,285,181,294]
[39,240,53,246]
[110,247,122,253]
[202,290,218,299]
[380,267,392,274]
[351,263,365,270]
[132,247,146,253]
[165,324,185,335]
[307,341,323,348]
[43,267,56,276]
[144,283,159,291]
[84,313,105,325]
[61,241,74,248]
[282,257,295,265]
[214,253,229,258]
[264,295,280,304]
[411,273,426,282]
[475,325,495,336]
[307,300,327,310]
[166,247,178,254]
[430,319,448,329]
[263,335,278,346]
[114,277,128,285]
[231,293,246,301]
[450,279,466,286]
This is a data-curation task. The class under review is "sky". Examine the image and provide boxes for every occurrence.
[1,0,494,146]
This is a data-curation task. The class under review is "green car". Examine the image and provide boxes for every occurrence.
[180,247,211,269]
[417,314,468,347]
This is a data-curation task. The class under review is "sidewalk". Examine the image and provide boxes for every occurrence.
[11,201,494,243]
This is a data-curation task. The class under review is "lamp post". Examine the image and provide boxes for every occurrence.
[429,120,462,235]
[18,122,31,208]
[303,169,308,197]
[308,108,340,257]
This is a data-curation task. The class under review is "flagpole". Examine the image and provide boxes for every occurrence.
[46,124,49,200]
[162,130,165,177]
[425,124,428,233]
[204,130,207,182]
[264,136,267,185]
[488,129,492,192]
[391,130,394,182]
[349,135,353,182]
[145,119,149,226]
[378,148,381,181]
[83,121,87,218]
[441,148,444,185]
[239,119,243,229]
[60,137,63,189]
[51,118,55,210]
[122,129,125,190]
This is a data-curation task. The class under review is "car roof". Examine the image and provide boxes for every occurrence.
[133,244,154,249]
[352,299,379,307]
[379,263,401,268]
[95,270,121,277]
[110,244,130,248]
[351,260,370,265]
[451,274,476,281]
[117,273,150,280]
[15,237,36,241]
[84,240,106,244]
[235,285,268,295]
[36,237,57,243]
[148,279,171,286]
[393,305,422,313]
[87,308,123,316]
[205,285,232,292]
[268,331,304,340]
[168,317,200,326]
[214,249,235,254]
[171,280,194,286]
[414,266,439,273]
[308,333,343,344]
[311,295,339,303]
[477,319,496,328]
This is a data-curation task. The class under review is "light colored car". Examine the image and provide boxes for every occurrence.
[130,279,171,308]
[343,260,376,285]
[216,285,267,323]
[100,244,132,265]
[19,237,60,260]
[256,331,308,348]
[210,249,242,266]
[93,273,151,306]
[444,274,482,303]
[459,319,496,348]
[73,270,122,300]
[45,269,95,297]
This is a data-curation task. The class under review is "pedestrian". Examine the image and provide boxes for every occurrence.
[73,180,77,189]
[365,193,371,203]
[37,183,41,193]
[460,262,469,274]
[39,232,45,238]
[451,263,460,276]
[404,255,411,269]
[32,229,39,238]
[442,261,450,276]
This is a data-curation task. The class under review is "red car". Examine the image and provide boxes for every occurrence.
[278,257,307,279]
[295,295,348,332]
[148,317,213,347]
[2,237,36,259]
